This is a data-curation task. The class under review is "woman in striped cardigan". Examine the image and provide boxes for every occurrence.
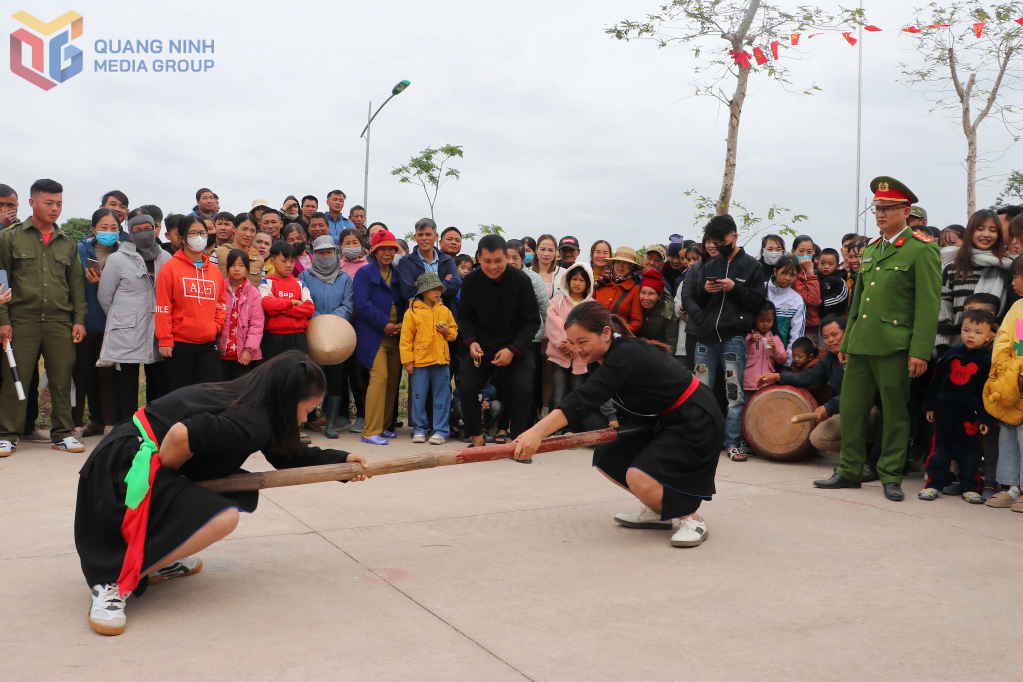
[934,209,1012,357]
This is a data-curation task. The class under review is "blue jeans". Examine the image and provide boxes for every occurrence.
[997,421,1023,486]
[409,364,451,438]
[694,336,747,449]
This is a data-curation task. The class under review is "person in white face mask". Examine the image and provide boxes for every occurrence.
[759,234,786,288]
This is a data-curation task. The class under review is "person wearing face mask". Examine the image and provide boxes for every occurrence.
[155,216,227,392]
[680,214,767,461]
[759,234,785,288]
[97,212,172,421]
[281,195,301,225]
[282,223,311,274]
[299,236,355,438]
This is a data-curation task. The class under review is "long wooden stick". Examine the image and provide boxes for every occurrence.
[198,426,649,494]
[790,413,818,424]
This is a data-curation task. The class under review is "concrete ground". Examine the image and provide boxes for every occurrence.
[1,429,1020,681]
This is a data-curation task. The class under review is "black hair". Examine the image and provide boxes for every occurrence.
[281,223,307,241]
[521,236,537,253]
[703,214,737,241]
[812,244,821,259]
[91,208,118,227]
[30,178,63,195]
[232,212,256,229]
[563,300,673,355]
[207,350,327,458]
[260,208,282,223]
[478,234,507,254]
[995,205,1022,220]
[337,228,362,246]
[761,234,785,251]
[0,183,16,199]
[195,187,213,202]
[368,221,387,232]
[455,254,474,267]
[141,204,163,223]
[215,211,236,224]
[841,233,857,245]
[301,195,318,207]
[308,211,328,224]
[225,248,250,272]
[506,238,525,259]
[926,226,941,239]
[164,214,181,235]
[773,254,800,274]
[963,292,1000,313]
[940,224,965,245]
[1009,214,1023,245]
[791,235,813,252]
[441,226,461,238]
[755,300,779,335]
[101,190,129,208]
[327,189,346,200]
[819,248,840,264]
[126,206,150,220]
[567,266,592,297]
[963,307,995,330]
[820,313,847,332]
[684,244,702,260]
[792,337,816,358]
[1012,255,1023,279]
[269,240,297,259]
[282,195,299,209]
[178,215,205,239]
[349,205,365,215]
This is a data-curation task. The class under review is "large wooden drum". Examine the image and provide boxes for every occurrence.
[742,385,819,462]
[306,315,357,365]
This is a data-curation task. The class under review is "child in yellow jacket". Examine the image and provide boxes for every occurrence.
[400,272,459,444]
[983,258,1023,510]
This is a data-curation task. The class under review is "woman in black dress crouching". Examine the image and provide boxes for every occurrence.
[513,301,723,547]
[75,351,369,636]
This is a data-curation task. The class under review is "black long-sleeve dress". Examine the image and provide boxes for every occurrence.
[75,384,351,595]
[558,336,724,520]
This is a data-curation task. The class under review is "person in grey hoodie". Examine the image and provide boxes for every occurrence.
[97,213,171,420]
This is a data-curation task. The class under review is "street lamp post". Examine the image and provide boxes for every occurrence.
[361,79,410,214]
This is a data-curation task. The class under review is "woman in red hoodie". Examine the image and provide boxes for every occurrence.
[156,216,227,391]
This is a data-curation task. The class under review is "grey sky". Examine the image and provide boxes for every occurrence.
[4,0,1019,252]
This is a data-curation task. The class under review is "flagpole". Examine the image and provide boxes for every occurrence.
[854,0,864,235]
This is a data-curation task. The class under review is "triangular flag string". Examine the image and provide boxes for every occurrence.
[974,21,988,37]
[842,31,857,46]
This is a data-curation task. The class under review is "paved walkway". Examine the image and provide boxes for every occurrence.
[1,431,1019,680]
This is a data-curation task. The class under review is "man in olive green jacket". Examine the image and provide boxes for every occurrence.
[814,176,941,501]
[0,179,87,455]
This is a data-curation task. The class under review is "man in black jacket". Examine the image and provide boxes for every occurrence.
[681,215,766,461]
[458,235,541,448]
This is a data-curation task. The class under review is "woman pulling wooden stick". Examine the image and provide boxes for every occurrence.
[75,352,369,636]
[513,301,724,547]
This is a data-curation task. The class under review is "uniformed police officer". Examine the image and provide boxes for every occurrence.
[814,177,941,501]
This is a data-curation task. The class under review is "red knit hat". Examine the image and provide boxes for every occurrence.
[640,268,665,293]
[370,229,399,253]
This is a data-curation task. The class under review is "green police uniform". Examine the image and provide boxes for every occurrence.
[837,181,942,484]
[0,218,87,444]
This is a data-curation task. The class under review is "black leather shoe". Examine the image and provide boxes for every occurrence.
[814,473,861,489]
[884,482,905,501]
[861,463,879,482]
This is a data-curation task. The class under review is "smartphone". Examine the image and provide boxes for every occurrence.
[0,270,8,289]
[706,277,719,282]
[87,258,101,271]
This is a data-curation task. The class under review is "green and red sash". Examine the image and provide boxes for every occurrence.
[116,407,161,597]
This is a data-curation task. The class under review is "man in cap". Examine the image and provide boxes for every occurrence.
[814,176,941,501]
[556,236,580,268]
[908,206,927,228]
[641,244,667,273]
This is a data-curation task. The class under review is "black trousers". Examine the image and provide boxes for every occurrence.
[341,356,367,419]
[458,348,535,439]
[144,361,170,403]
[260,332,307,362]
[167,342,223,392]
[115,363,141,423]
[71,334,117,427]
[221,359,254,381]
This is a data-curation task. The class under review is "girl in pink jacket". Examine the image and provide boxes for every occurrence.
[744,301,788,402]
[218,250,266,379]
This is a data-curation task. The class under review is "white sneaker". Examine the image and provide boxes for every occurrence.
[614,505,674,530]
[147,556,203,585]
[300,431,311,445]
[428,433,446,445]
[88,583,128,635]
[412,432,427,444]
[52,436,85,453]
[0,440,15,456]
[671,516,709,547]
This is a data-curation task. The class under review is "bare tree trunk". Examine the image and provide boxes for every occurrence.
[716,0,761,216]
[965,132,977,217]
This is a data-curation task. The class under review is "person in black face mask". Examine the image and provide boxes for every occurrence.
[680,214,767,462]
[282,222,311,274]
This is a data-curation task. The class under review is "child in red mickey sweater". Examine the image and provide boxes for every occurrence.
[920,308,996,503]
[259,241,314,361]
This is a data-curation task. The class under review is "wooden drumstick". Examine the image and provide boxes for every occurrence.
[790,412,818,424]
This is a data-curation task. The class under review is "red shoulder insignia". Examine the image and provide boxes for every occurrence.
[894,237,907,247]
[912,232,933,243]
[868,237,881,246]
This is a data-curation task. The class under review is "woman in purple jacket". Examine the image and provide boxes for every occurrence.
[352,230,409,445]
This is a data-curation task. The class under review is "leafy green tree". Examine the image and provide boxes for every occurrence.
[607,1,859,215]
[60,218,92,242]
[901,1,1023,217]
[684,189,805,246]
[994,169,1023,206]
[461,224,505,241]
[391,145,464,220]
